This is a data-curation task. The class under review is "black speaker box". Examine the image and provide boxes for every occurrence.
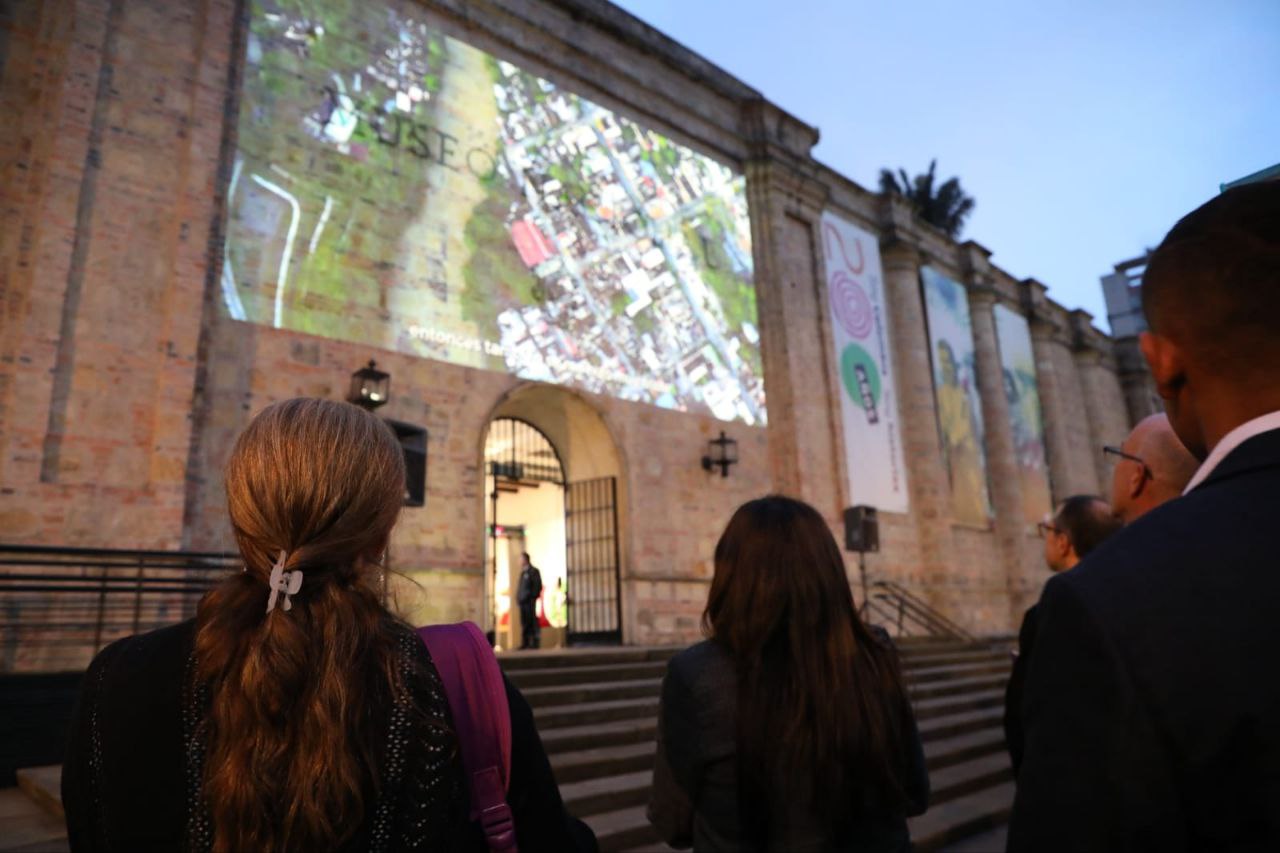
[843,505,879,553]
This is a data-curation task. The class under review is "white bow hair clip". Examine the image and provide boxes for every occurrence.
[266,550,303,614]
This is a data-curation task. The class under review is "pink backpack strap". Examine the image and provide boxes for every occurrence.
[417,622,517,853]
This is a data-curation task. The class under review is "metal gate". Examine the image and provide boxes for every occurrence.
[565,476,622,645]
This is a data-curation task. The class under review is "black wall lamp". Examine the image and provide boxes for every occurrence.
[701,430,739,477]
[348,359,390,410]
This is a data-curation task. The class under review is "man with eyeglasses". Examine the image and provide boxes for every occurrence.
[1009,183,1280,851]
[1105,413,1199,524]
[1005,496,1121,772]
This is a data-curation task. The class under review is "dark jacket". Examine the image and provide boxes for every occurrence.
[516,566,543,605]
[647,636,929,852]
[1002,602,1039,773]
[1008,428,1280,852]
[62,619,595,853]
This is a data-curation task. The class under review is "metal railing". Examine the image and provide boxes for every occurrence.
[861,579,976,642]
[0,545,239,673]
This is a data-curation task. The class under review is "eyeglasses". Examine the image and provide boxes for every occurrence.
[1036,521,1062,539]
[1103,445,1153,479]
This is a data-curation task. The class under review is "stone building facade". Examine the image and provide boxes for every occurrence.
[1,0,1139,646]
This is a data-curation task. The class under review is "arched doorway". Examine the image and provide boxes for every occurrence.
[484,418,566,650]
[482,386,627,647]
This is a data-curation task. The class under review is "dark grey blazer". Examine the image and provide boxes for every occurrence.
[647,637,929,852]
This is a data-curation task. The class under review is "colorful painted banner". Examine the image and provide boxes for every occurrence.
[921,267,993,526]
[821,213,908,513]
[994,304,1053,523]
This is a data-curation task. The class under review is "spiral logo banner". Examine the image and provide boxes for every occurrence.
[821,212,909,512]
[831,271,875,340]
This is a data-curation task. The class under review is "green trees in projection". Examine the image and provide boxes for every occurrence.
[878,159,976,239]
[460,172,544,330]
[235,0,449,337]
[681,198,762,375]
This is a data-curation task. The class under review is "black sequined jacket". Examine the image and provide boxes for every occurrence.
[62,619,598,853]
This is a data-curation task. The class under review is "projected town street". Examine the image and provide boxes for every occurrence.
[224,1,765,424]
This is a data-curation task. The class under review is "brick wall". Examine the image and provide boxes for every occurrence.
[0,0,1144,641]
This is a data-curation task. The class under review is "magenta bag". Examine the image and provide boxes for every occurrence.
[417,622,518,853]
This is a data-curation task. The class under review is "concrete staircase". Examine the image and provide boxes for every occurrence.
[501,639,1014,852]
[0,640,1013,852]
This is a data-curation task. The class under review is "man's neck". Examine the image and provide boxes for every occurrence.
[1195,385,1280,454]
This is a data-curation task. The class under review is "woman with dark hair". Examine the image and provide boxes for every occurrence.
[62,398,594,852]
[648,495,929,852]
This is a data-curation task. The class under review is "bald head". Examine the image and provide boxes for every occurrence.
[1110,414,1199,523]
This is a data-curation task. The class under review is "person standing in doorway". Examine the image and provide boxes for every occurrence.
[516,552,543,650]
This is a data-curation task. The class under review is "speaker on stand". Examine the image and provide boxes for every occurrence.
[843,505,879,616]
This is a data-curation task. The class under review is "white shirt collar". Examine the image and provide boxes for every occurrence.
[1182,409,1280,494]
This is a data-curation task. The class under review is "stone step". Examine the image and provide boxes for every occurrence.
[928,752,1014,806]
[505,660,668,689]
[582,779,1015,853]
[497,647,678,671]
[583,804,659,852]
[911,688,1006,722]
[561,769,652,817]
[14,766,61,820]
[533,696,660,730]
[0,787,68,853]
[906,660,1011,685]
[551,742,656,785]
[900,647,1010,669]
[940,823,1008,852]
[522,678,662,709]
[909,672,1008,701]
[540,716,659,755]
[917,706,1004,743]
[924,727,1009,772]
[907,780,1015,853]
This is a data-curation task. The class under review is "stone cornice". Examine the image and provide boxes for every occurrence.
[744,157,829,218]
[1070,309,1117,366]
[741,98,821,162]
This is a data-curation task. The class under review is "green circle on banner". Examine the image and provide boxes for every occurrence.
[841,343,882,409]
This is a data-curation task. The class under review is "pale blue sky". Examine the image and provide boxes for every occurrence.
[613,0,1279,327]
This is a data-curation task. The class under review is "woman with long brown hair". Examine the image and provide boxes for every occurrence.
[648,495,929,851]
[63,398,594,852]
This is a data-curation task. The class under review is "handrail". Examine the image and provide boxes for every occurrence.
[861,579,975,642]
[0,544,239,673]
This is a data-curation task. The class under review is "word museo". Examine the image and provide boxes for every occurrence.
[322,86,498,180]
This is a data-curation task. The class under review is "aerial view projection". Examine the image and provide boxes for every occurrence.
[222,0,764,424]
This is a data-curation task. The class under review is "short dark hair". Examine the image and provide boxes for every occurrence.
[1054,495,1121,558]
[1142,182,1280,374]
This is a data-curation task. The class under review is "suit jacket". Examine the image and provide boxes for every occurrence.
[1002,603,1038,774]
[1008,428,1280,852]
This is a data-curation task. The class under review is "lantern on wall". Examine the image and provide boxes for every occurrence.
[348,360,390,410]
[701,431,739,478]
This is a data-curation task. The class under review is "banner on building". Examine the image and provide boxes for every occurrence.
[920,266,993,526]
[821,213,908,513]
[994,304,1053,523]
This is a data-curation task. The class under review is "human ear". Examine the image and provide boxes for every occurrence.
[1140,332,1187,401]
[1128,463,1147,499]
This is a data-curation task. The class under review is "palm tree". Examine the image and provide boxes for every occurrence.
[878,159,975,239]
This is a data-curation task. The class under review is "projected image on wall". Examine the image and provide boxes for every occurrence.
[223,0,764,425]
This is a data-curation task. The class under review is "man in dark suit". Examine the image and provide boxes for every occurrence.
[1008,182,1280,851]
[1004,495,1121,772]
[516,552,543,650]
